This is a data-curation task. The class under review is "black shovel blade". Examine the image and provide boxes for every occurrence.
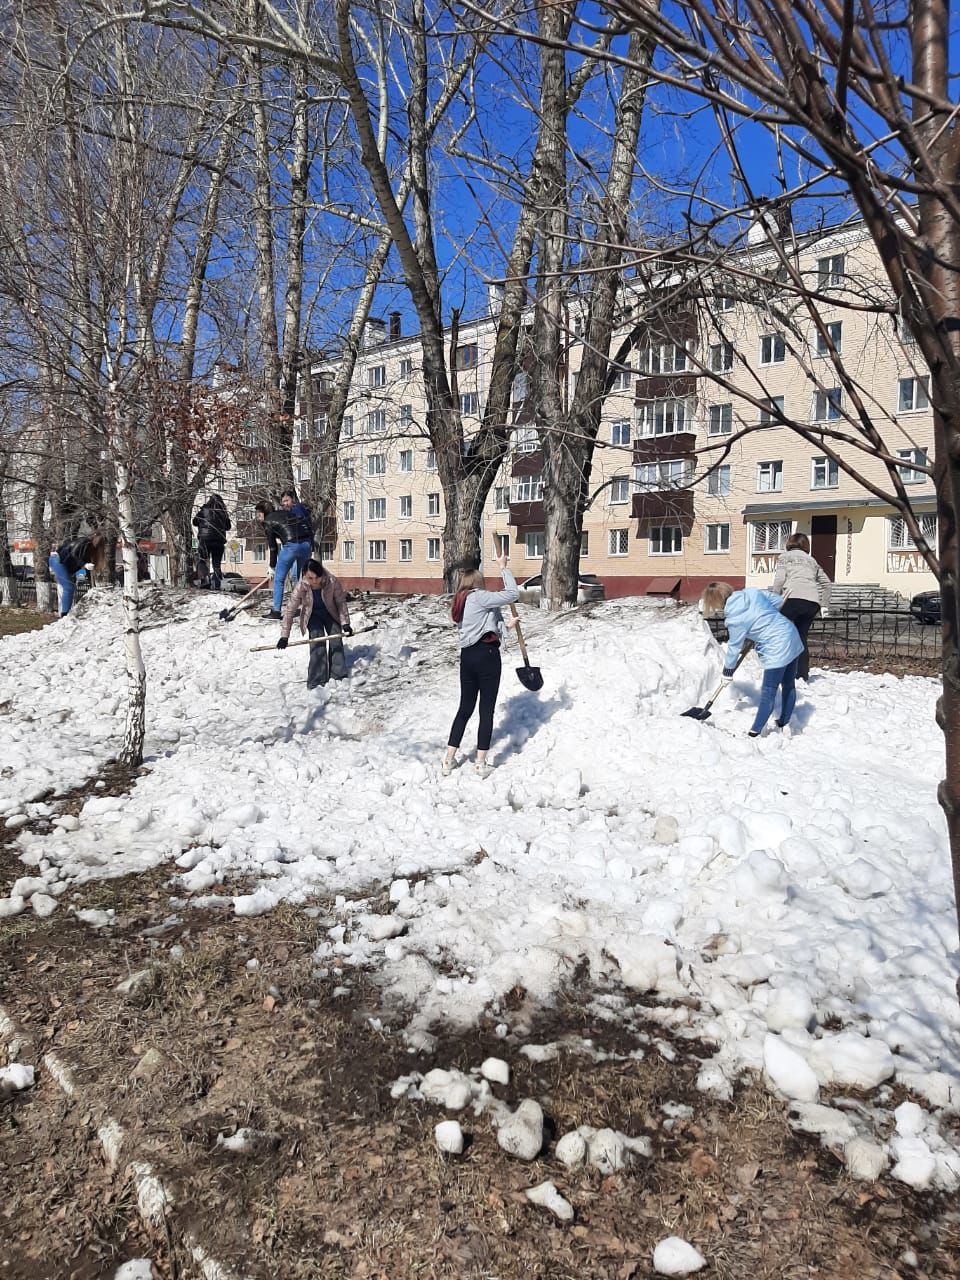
[219,609,233,621]
[516,664,544,692]
[680,705,711,720]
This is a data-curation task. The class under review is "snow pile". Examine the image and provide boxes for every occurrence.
[1,589,959,1188]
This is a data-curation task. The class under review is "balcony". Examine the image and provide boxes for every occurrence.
[509,499,544,530]
[633,432,696,463]
[632,488,695,531]
[511,447,542,477]
[635,373,697,401]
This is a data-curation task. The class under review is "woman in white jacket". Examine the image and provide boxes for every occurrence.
[772,532,832,680]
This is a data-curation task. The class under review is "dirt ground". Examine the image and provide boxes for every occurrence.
[0,606,55,639]
[2,824,959,1280]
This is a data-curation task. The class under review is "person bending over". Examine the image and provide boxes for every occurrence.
[49,533,108,617]
[256,492,313,618]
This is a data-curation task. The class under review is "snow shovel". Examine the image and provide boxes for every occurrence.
[681,646,749,720]
[219,574,271,622]
[248,623,378,653]
[510,605,543,691]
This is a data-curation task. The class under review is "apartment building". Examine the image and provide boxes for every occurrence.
[226,220,938,600]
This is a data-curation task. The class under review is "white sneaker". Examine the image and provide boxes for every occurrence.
[474,761,493,779]
[441,757,454,777]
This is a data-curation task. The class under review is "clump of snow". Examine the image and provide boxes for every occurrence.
[496,1099,544,1161]
[31,893,58,918]
[763,983,815,1033]
[480,1057,509,1085]
[216,1127,279,1155]
[434,1120,464,1155]
[653,1236,707,1275]
[525,1180,573,1222]
[113,1262,155,1280]
[0,1063,35,1098]
[844,1136,888,1181]
[763,1034,819,1103]
[554,1125,651,1172]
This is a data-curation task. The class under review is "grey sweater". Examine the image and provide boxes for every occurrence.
[457,569,520,647]
[772,549,832,609]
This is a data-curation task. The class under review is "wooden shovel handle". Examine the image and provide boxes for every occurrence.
[509,603,532,666]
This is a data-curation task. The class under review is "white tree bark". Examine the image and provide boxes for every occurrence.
[115,456,146,767]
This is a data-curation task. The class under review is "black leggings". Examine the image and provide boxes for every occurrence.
[448,642,502,752]
[780,598,820,680]
[199,538,224,585]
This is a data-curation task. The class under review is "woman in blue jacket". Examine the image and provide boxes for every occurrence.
[700,582,804,736]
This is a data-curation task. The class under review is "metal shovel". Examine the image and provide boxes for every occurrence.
[219,573,271,622]
[510,605,543,691]
[680,646,749,719]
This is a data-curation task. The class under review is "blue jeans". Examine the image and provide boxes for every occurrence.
[49,552,75,616]
[752,658,799,733]
[272,540,312,611]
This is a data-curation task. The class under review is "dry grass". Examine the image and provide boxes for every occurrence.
[0,606,55,639]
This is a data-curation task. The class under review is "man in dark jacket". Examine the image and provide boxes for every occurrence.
[255,492,313,618]
[192,495,231,589]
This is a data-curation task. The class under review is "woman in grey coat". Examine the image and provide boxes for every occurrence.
[442,551,519,777]
[772,532,833,680]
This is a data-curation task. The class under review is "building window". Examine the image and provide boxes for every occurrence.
[635,460,688,490]
[637,398,688,436]
[426,449,437,471]
[580,531,589,555]
[609,476,630,504]
[708,403,732,435]
[610,364,633,392]
[514,427,538,452]
[427,537,441,561]
[399,357,413,377]
[525,531,544,559]
[608,529,629,557]
[512,474,544,503]
[368,539,386,562]
[399,539,413,562]
[366,409,386,434]
[888,513,937,550]
[897,448,928,484]
[642,342,688,374]
[817,254,845,288]
[811,456,839,489]
[342,416,354,439]
[399,449,413,473]
[649,526,683,555]
[752,520,792,553]
[705,523,730,553]
[815,321,842,356]
[512,372,528,403]
[494,486,509,512]
[760,396,785,425]
[498,533,511,556]
[368,365,386,388]
[427,493,441,517]
[400,404,413,425]
[757,460,783,492]
[813,388,842,421]
[459,391,480,416]
[455,343,478,370]
[611,420,631,446]
[718,293,735,312]
[707,464,731,497]
[252,543,267,563]
[342,500,355,521]
[342,540,356,562]
[342,459,355,480]
[320,541,335,561]
[898,376,930,413]
[399,495,412,518]
[368,498,386,521]
[759,333,785,366]
[710,341,734,372]
[367,453,386,476]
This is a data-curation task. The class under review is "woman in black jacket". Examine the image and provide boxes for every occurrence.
[193,495,231,589]
[49,534,108,616]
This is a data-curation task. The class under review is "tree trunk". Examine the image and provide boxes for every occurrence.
[0,458,14,607]
[115,456,146,767]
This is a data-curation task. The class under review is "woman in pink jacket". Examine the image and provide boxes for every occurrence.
[276,559,352,688]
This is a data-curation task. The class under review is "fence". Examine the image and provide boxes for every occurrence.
[707,603,941,673]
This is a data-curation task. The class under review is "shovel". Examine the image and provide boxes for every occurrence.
[510,605,543,691]
[249,623,377,653]
[219,573,271,622]
[681,645,749,720]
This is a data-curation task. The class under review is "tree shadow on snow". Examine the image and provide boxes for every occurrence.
[494,686,572,761]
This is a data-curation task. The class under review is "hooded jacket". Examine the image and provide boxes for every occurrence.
[281,569,350,638]
[193,497,231,545]
[722,588,804,673]
[453,570,519,648]
[772,549,831,610]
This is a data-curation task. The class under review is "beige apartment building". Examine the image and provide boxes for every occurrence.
[228,219,938,601]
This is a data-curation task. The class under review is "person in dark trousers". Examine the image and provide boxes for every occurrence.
[276,559,352,688]
[48,533,108,616]
[700,581,804,737]
[256,492,313,618]
[442,551,520,778]
[192,494,231,589]
[772,532,832,681]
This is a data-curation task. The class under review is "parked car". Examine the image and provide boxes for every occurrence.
[219,572,252,596]
[909,589,941,625]
[519,573,605,606]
